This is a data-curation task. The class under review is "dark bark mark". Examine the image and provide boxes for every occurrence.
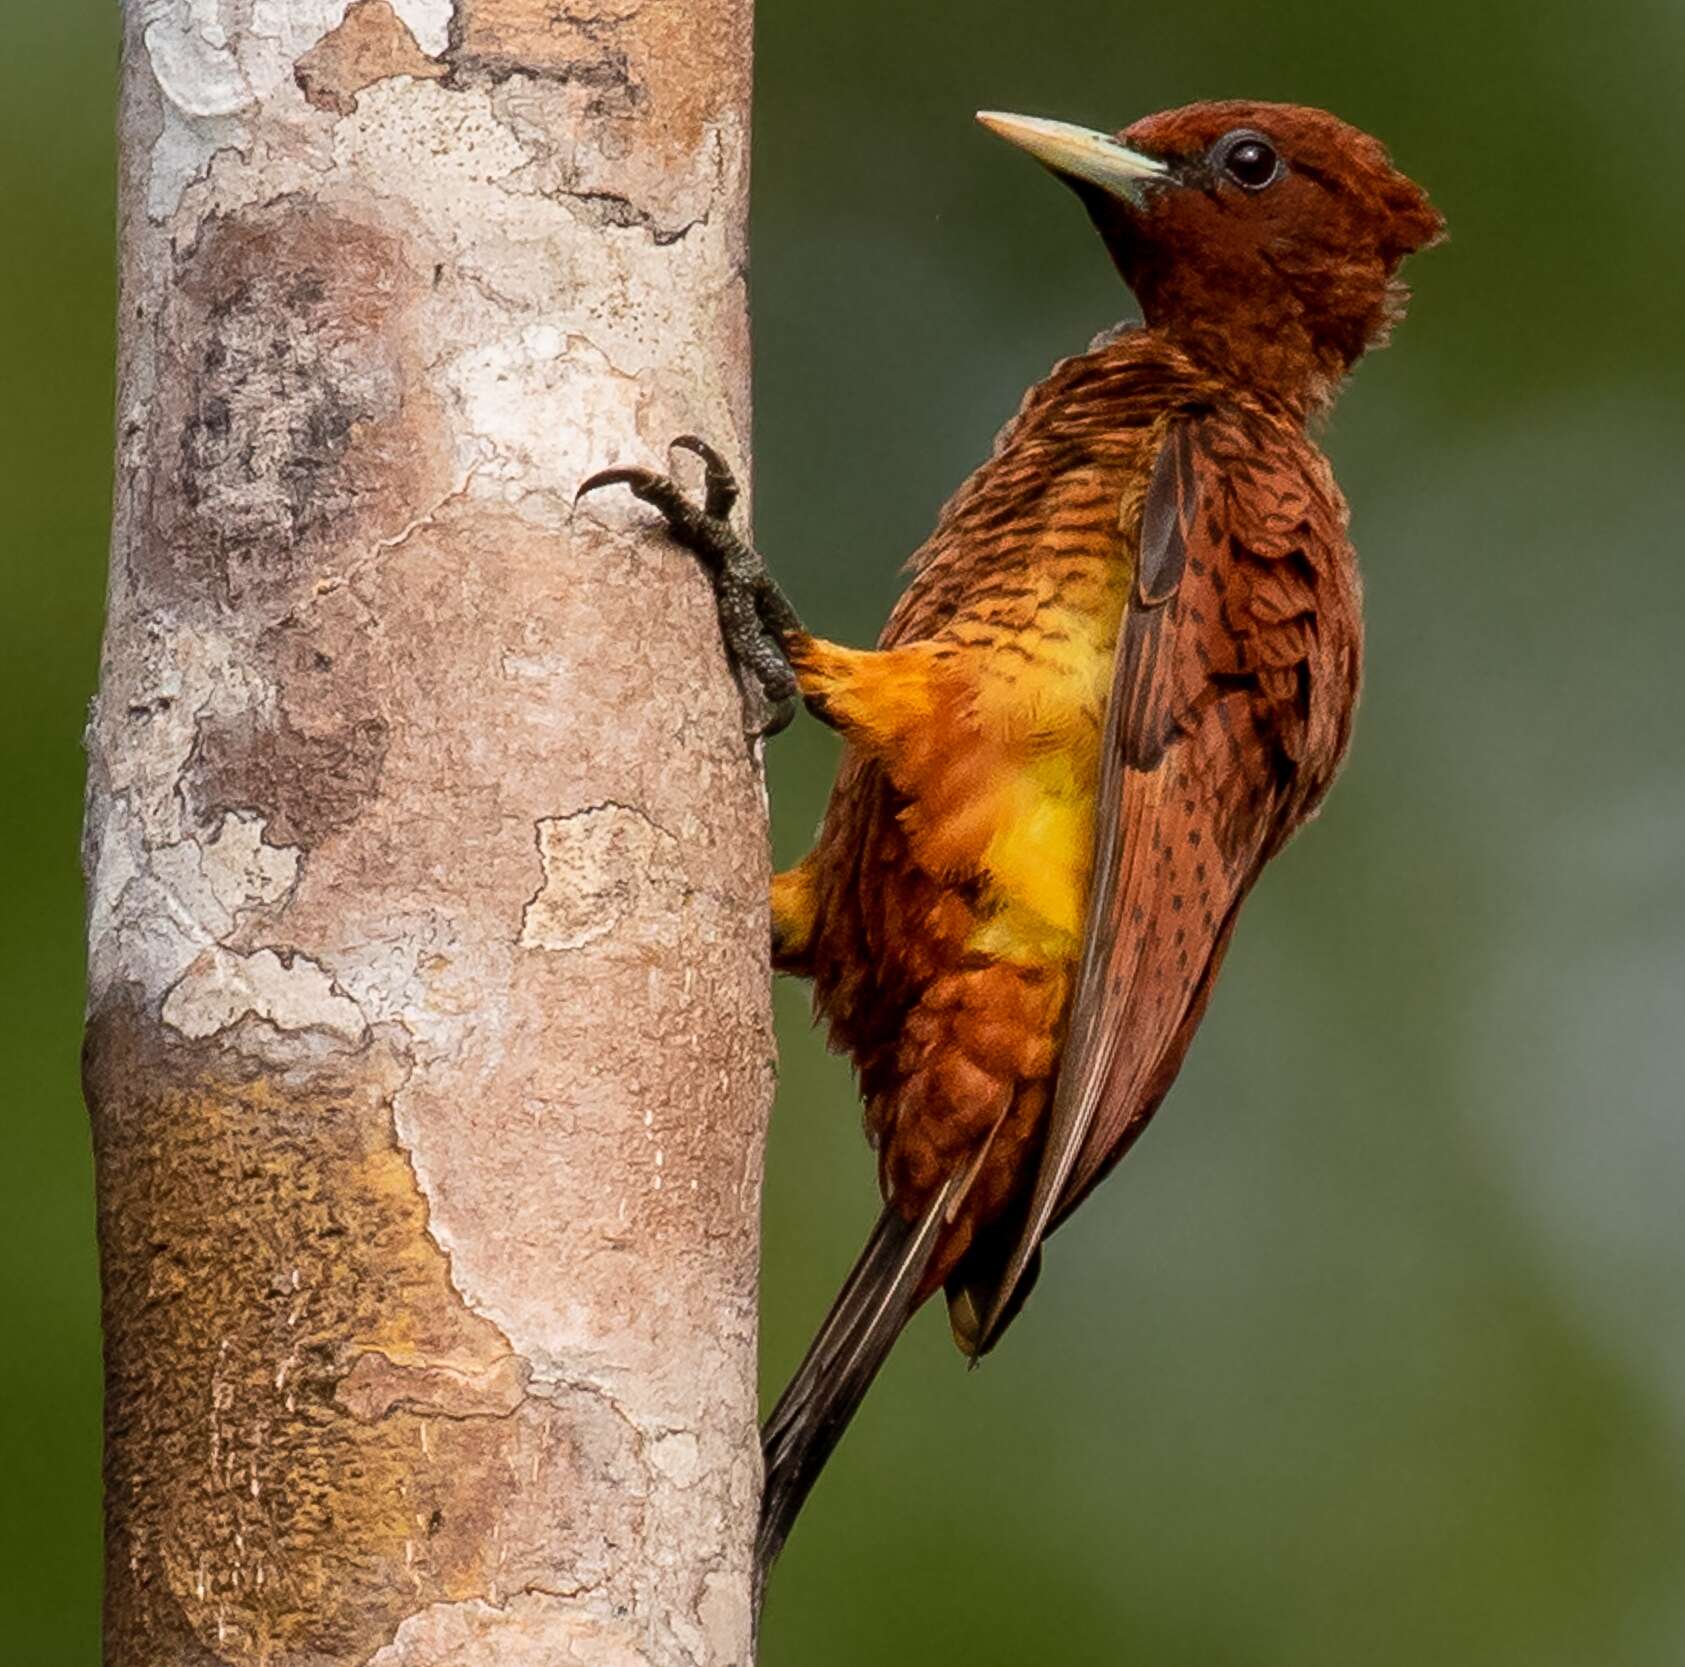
[566,188,702,243]
[187,708,390,849]
[445,0,645,117]
[145,202,447,608]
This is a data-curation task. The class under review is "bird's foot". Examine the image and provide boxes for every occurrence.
[577,436,800,737]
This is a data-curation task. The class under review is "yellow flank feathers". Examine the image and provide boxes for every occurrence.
[964,567,1129,964]
[774,522,1134,979]
[770,862,819,964]
[970,772,1096,957]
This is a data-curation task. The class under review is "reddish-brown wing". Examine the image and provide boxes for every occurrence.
[979,410,1361,1347]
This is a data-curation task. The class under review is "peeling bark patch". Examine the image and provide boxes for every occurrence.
[142,0,356,120]
[189,706,390,848]
[85,1004,622,1664]
[520,804,686,951]
[161,945,369,1042]
[296,0,446,115]
[390,0,454,56]
[86,803,304,1010]
[446,0,643,113]
[150,204,443,605]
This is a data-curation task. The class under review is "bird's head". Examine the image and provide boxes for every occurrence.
[978,100,1444,415]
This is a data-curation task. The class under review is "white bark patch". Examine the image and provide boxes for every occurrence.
[147,103,247,221]
[325,76,745,496]
[366,1594,655,1667]
[698,1574,753,1667]
[451,328,644,525]
[140,0,255,117]
[650,1430,702,1486]
[201,810,301,914]
[389,0,450,56]
[521,805,687,952]
[87,806,301,1009]
[140,0,357,219]
[141,0,353,116]
[91,616,271,846]
[161,945,368,1042]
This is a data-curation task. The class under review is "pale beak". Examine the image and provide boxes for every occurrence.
[976,111,1169,205]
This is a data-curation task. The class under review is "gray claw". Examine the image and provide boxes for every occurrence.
[670,434,741,521]
[575,439,802,738]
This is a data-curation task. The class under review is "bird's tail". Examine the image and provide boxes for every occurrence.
[756,1179,957,1603]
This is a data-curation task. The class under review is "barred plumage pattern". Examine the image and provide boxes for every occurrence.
[775,327,1359,1333]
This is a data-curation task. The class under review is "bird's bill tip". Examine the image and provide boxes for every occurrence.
[975,110,1168,202]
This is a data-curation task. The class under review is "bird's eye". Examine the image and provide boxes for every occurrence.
[1216,131,1281,190]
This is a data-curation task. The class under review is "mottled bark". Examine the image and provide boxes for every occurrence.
[84,3,766,1662]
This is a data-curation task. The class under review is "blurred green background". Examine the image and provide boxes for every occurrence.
[5,1,1684,1662]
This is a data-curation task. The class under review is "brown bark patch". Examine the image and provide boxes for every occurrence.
[447,0,643,109]
[85,1000,641,1664]
[296,0,447,116]
[188,707,391,848]
[447,0,747,151]
[145,202,450,608]
[186,597,396,850]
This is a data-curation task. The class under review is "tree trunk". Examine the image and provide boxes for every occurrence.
[83,4,766,1662]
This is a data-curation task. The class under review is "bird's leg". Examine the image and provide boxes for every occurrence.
[577,436,801,736]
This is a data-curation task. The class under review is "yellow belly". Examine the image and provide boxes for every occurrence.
[773,557,1130,972]
[964,596,1123,963]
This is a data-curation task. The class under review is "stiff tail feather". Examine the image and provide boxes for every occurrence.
[755,1178,958,1603]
